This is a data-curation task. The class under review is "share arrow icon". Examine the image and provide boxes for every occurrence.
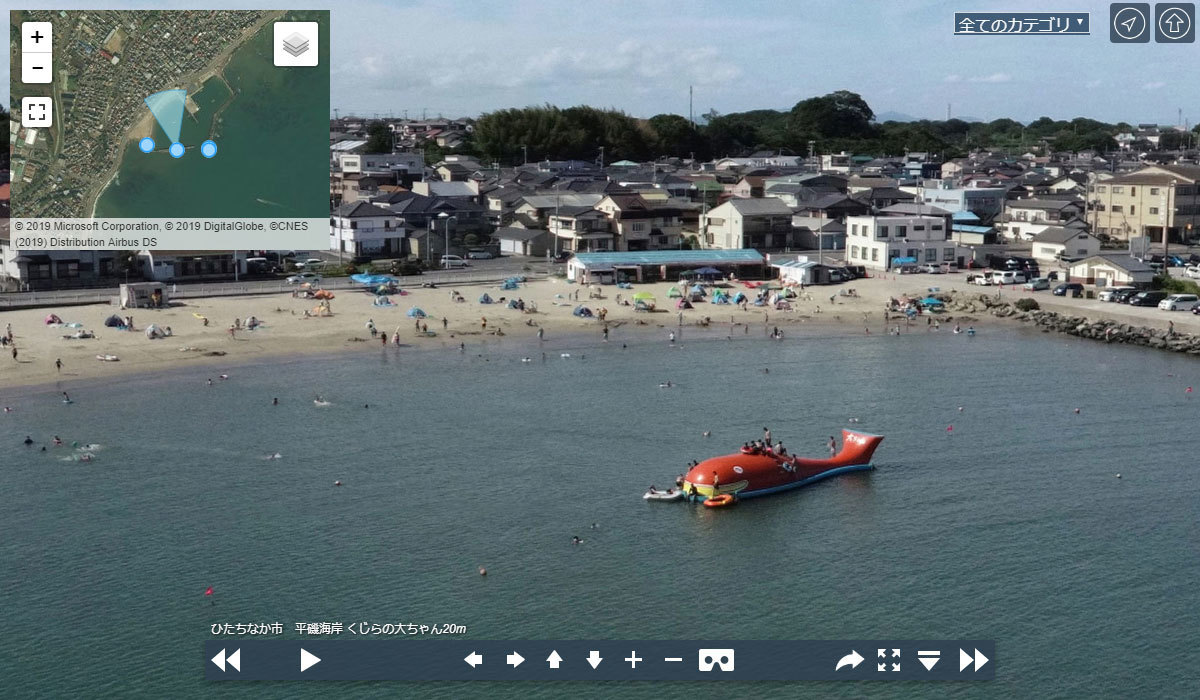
[835,650,864,671]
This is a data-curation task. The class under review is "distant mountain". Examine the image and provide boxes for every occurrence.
[875,111,918,122]
[875,111,987,123]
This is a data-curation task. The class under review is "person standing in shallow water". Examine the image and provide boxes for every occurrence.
[828,435,837,455]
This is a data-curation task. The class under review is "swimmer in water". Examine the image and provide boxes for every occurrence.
[53,436,62,446]
[62,392,71,402]
[571,536,582,545]
[272,398,279,405]
[23,435,33,445]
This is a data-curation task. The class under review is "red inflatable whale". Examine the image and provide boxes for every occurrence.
[682,429,883,500]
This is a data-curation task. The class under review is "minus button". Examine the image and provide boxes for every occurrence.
[664,657,683,662]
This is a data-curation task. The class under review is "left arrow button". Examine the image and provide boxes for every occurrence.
[464,651,483,668]
[300,648,320,672]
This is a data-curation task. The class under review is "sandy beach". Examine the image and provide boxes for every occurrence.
[0,277,910,390]
[3,272,1195,393]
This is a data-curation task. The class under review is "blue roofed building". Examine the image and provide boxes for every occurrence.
[566,249,765,284]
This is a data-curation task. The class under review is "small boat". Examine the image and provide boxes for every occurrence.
[313,399,331,407]
[95,354,120,362]
[703,494,735,508]
[643,489,683,502]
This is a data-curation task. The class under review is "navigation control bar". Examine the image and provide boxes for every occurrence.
[203,640,995,681]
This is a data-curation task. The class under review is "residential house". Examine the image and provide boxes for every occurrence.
[917,179,1008,222]
[548,206,614,252]
[328,201,407,260]
[700,197,795,250]
[790,216,847,251]
[1067,254,1156,287]
[1030,227,1100,266]
[0,245,129,290]
[593,194,683,250]
[494,227,551,257]
[511,193,605,230]
[843,214,964,271]
[730,176,767,198]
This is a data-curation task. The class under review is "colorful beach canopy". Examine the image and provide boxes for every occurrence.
[406,307,427,318]
[632,292,655,301]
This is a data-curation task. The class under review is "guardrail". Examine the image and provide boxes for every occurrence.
[0,270,549,311]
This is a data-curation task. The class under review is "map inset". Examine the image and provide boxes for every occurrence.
[10,9,329,218]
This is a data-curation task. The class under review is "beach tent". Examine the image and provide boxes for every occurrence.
[632,292,655,301]
[675,298,693,309]
[667,286,682,298]
[44,313,63,325]
[373,296,396,307]
[689,284,706,296]
[350,273,396,286]
[919,297,946,311]
[694,266,722,280]
[732,292,747,304]
[406,307,427,318]
[678,270,699,280]
[572,305,594,318]
[478,293,494,304]
[500,279,519,290]
[104,314,124,328]
[507,299,521,309]
[775,300,792,310]
[145,324,167,339]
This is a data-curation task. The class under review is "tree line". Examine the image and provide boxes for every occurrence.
[406,91,1200,164]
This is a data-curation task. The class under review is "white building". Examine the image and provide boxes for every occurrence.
[329,201,407,259]
[844,214,967,271]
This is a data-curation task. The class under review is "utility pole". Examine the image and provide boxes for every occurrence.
[689,85,694,128]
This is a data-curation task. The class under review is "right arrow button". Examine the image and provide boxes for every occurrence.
[973,648,988,671]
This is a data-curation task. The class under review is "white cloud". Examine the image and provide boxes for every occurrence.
[1143,81,1166,90]
[968,72,1011,84]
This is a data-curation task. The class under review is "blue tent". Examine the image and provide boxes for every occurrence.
[479,293,493,304]
[572,305,594,318]
[406,307,427,318]
[891,256,917,266]
[350,273,396,286]
[920,297,945,309]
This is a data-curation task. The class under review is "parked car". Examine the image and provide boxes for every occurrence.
[992,270,1027,285]
[466,250,494,260]
[286,272,321,285]
[1128,291,1168,307]
[971,272,993,286]
[1052,283,1084,297]
[440,255,469,269]
[1023,278,1050,291]
[1113,288,1141,304]
[1167,255,1187,268]
[1158,294,1200,311]
[293,258,325,269]
[1184,265,1200,279]
[920,263,943,274]
[1098,286,1136,302]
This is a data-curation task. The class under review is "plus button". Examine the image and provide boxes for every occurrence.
[31,31,45,43]
[625,651,643,669]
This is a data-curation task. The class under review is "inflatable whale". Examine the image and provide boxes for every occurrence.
[682,429,884,501]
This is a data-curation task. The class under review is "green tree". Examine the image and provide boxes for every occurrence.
[364,122,392,153]
[648,113,707,158]
[789,90,875,140]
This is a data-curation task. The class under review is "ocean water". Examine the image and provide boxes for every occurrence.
[2,325,1199,699]
[94,11,329,219]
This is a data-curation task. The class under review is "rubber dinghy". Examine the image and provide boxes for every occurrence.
[682,429,883,501]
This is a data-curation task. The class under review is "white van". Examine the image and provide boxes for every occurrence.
[440,255,469,269]
[991,270,1026,285]
[1158,294,1199,311]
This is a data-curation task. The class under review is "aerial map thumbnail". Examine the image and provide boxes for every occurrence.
[10,10,329,219]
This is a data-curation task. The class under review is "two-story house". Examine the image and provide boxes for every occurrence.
[844,214,965,271]
[547,206,614,252]
[593,194,683,251]
[999,197,1085,241]
[329,202,407,260]
[700,197,795,250]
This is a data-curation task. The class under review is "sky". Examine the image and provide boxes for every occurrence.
[6,0,1199,125]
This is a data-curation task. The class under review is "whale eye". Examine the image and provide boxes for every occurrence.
[732,466,744,474]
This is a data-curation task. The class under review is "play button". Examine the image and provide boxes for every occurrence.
[300,648,321,672]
